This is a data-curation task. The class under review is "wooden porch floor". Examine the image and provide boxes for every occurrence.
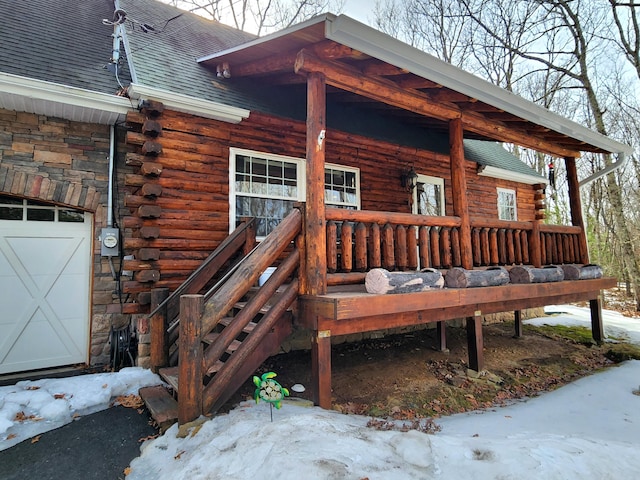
[298,277,616,408]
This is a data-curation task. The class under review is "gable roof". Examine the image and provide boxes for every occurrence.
[0,0,630,169]
[199,14,632,158]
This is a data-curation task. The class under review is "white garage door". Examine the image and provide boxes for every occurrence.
[0,197,92,375]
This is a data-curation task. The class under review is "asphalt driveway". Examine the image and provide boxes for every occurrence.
[0,405,158,480]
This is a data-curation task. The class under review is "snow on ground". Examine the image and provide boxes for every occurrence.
[0,367,161,451]
[1,306,640,478]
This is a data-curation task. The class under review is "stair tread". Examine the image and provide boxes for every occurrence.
[139,385,178,433]
[202,333,242,353]
[219,317,257,333]
[206,360,225,375]
[158,366,179,392]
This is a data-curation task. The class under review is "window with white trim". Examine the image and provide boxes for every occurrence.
[497,188,517,221]
[324,166,359,209]
[412,175,445,216]
[230,148,360,237]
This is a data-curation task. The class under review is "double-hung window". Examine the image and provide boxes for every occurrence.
[497,188,517,221]
[231,148,359,237]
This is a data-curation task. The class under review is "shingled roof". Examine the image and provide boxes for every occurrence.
[0,0,130,94]
[0,0,613,180]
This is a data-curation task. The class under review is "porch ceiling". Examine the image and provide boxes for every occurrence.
[199,14,632,159]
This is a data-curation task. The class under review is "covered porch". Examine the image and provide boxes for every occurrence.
[199,14,630,410]
[297,204,615,408]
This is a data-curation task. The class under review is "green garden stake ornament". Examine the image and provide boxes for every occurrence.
[253,371,289,421]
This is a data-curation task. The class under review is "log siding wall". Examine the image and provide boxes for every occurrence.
[124,108,541,313]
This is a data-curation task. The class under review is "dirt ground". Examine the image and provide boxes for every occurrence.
[230,288,640,420]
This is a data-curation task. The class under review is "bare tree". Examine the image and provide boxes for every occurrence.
[165,0,344,35]
[374,0,640,307]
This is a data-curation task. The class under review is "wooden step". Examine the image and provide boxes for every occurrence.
[219,316,257,333]
[202,333,242,353]
[139,385,178,433]
[158,366,179,392]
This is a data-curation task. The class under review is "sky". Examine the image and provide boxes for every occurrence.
[1,305,640,478]
[342,0,375,23]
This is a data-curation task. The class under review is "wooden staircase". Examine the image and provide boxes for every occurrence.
[140,209,303,428]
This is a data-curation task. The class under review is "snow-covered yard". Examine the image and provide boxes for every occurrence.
[1,306,640,479]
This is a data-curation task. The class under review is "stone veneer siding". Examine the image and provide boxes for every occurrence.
[0,108,134,368]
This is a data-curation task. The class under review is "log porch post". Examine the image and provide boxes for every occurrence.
[312,328,332,409]
[466,312,484,372]
[303,71,328,295]
[590,295,604,344]
[565,156,590,264]
[514,310,523,338]
[178,294,203,425]
[150,287,170,372]
[449,118,473,270]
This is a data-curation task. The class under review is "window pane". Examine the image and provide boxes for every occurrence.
[497,190,516,220]
[0,196,23,205]
[59,210,85,222]
[27,208,55,221]
[0,207,23,220]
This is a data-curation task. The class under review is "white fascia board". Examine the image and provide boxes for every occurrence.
[197,15,332,64]
[0,72,131,116]
[325,15,633,156]
[127,84,250,123]
[478,165,547,185]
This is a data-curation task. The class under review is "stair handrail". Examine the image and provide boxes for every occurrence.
[202,249,300,371]
[204,279,300,413]
[148,218,256,320]
[199,208,302,336]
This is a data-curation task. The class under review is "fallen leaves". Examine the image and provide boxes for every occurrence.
[138,434,159,443]
[124,467,132,476]
[174,450,186,460]
[31,435,41,444]
[114,394,144,409]
[367,417,441,434]
[14,411,43,422]
[6,433,17,440]
[25,386,41,391]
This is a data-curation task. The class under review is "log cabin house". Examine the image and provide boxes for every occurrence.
[0,0,633,423]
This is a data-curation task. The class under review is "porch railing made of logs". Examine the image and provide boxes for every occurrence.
[325,207,585,277]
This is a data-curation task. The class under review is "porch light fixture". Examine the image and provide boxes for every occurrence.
[401,166,418,191]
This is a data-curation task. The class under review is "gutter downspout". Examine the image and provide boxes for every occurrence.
[108,124,116,228]
[579,153,628,188]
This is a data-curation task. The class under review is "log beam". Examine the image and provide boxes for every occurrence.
[293,50,580,158]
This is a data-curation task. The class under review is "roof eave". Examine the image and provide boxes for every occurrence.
[199,14,632,157]
[127,83,250,123]
[197,14,335,64]
[0,72,131,124]
[325,15,632,156]
[478,165,547,186]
